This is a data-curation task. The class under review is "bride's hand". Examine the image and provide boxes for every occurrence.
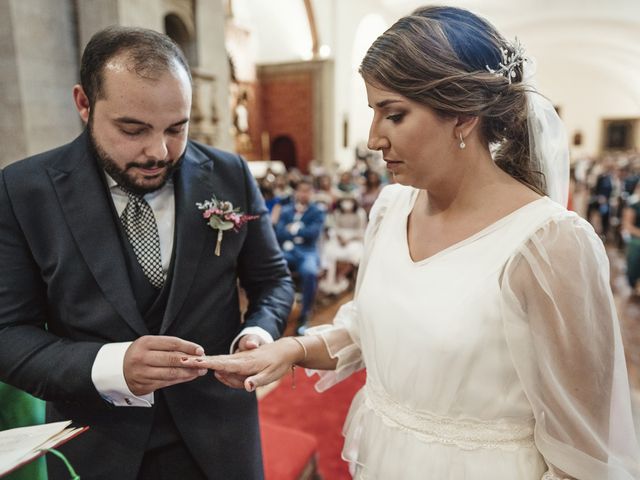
[181,337,304,392]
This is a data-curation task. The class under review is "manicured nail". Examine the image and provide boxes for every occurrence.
[195,347,204,356]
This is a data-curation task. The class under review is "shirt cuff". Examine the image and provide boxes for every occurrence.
[229,327,274,353]
[91,342,154,407]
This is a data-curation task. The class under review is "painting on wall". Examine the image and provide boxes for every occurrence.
[603,119,637,151]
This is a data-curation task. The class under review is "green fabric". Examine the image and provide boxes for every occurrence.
[0,383,47,480]
[628,237,640,288]
[628,202,640,288]
[632,202,640,229]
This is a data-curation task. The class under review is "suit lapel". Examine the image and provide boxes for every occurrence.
[160,144,215,334]
[47,132,147,336]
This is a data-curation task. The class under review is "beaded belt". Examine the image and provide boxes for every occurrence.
[364,384,535,451]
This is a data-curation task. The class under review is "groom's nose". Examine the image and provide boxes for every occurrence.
[143,132,169,161]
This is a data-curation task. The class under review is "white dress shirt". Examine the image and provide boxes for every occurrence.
[91,173,273,407]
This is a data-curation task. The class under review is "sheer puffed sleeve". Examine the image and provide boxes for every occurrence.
[306,185,397,391]
[501,212,640,479]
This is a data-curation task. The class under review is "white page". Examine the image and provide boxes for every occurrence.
[0,421,72,476]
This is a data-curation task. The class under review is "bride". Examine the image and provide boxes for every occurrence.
[184,6,639,479]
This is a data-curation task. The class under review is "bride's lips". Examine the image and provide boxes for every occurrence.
[384,158,402,171]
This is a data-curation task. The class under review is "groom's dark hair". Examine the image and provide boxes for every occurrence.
[80,25,191,107]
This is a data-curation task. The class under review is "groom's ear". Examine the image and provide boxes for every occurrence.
[72,84,91,125]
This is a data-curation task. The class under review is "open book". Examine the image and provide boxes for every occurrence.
[0,421,87,477]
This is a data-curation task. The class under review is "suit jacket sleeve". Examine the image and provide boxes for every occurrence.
[274,206,325,246]
[295,207,325,243]
[274,208,293,243]
[236,159,294,341]
[0,169,104,403]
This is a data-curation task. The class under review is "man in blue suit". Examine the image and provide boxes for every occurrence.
[275,178,326,331]
[0,26,293,479]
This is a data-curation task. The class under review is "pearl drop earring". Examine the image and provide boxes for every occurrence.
[459,133,466,149]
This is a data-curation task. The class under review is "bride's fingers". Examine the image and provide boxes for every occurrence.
[214,371,247,389]
[182,355,247,373]
[244,377,256,392]
[214,371,237,389]
[245,364,289,391]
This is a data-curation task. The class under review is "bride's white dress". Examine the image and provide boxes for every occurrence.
[308,184,639,480]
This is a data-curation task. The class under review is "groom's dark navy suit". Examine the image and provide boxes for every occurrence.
[0,131,294,479]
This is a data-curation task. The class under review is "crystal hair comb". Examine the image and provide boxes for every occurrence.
[486,38,527,84]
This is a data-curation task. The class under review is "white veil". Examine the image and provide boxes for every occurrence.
[522,58,571,207]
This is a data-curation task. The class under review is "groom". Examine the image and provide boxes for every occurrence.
[0,26,293,479]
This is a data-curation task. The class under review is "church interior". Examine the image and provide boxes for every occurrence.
[1,0,640,478]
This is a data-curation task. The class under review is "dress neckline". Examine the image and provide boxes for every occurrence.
[403,190,549,266]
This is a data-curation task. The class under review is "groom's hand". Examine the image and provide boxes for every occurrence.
[123,335,207,396]
[236,334,265,352]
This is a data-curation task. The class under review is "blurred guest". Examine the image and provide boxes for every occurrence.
[319,196,367,295]
[623,181,640,296]
[361,170,384,216]
[336,171,359,196]
[258,176,283,225]
[593,158,615,240]
[274,173,294,206]
[275,178,326,330]
[314,173,338,212]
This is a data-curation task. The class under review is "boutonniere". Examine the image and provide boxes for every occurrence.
[196,197,259,256]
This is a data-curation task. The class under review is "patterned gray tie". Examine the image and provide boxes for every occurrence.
[119,188,165,289]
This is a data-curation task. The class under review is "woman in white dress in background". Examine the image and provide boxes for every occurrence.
[319,196,367,295]
[184,6,640,479]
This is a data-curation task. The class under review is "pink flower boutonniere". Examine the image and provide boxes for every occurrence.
[196,197,259,256]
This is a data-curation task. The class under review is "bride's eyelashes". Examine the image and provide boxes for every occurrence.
[386,113,406,123]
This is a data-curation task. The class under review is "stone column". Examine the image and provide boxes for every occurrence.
[0,0,81,167]
[195,0,233,150]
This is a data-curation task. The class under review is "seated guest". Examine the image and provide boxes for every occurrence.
[259,176,283,225]
[313,173,338,212]
[275,178,326,331]
[320,196,367,295]
[336,171,360,196]
[623,181,640,296]
[361,170,384,216]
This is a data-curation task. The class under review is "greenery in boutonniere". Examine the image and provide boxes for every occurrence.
[196,197,259,256]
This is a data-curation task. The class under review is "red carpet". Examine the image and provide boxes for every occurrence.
[259,369,366,479]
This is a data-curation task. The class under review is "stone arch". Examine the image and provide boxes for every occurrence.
[164,12,197,66]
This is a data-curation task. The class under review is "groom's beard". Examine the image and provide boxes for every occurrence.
[88,118,184,195]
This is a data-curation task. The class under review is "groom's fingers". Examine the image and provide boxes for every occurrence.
[236,334,264,352]
[142,335,205,356]
[145,350,204,368]
[127,336,205,368]
[125,335,207,395]
[145,366,208,382]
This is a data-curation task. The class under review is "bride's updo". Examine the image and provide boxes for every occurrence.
[360,6,545,195]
